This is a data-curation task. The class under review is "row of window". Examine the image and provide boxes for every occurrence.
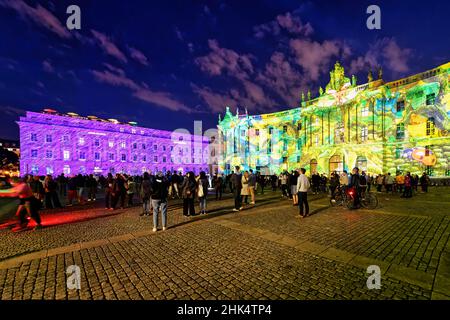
[30,150,204,163]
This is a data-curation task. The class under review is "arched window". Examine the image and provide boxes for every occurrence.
[329,155,343,173]
[426,117,435,136]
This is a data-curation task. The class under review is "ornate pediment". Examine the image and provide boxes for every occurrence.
[325,62,351,93]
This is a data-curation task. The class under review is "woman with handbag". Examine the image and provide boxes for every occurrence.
[180,171,197,217]
[197,171,209,215]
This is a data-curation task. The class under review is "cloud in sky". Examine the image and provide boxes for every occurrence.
[91,30,128,63]
[254,11,313,39]
[42,60,54,73]
[128,47,149,66]
[0,0,71,39]
[349,38,412,76]
[91,68,191,113]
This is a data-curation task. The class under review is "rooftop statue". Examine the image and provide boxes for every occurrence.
[325,62,351,93]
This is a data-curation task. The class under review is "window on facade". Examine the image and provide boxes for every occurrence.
[31,165,39,175]
[108,153,114,161]
[163,156,167,163]
[283,125,288,133]
[154,156,158,162]
[142,155,146,162]
[31,149,38,158]
[163,146,166,151]
[132,129,136,134]
[46,135,52,143]
[426,93,435,105]
[133,155,137,161]
[297,123,302,131]
[283,140,288,151]
[426,117,435,136]
[361,126,368,142]
[120,142,126,148]
[95,152,100,160]
[396,123,405,140]
[255,129,260,136]
[268,140,272,153]
[361,105,369,117]
[170,146,174,151]
[334,122,345,144]
[395,148,402,159]
[79,152,86,160]
[63,150,70,160]
[63,165,70,175]
[79,137,85,145]
[121,154,126,161]
[109,141,114,148]
[46,150,52,159]
[396,100,405,112]
[282,157,287,164]
[269,127,273,135]
[142,144,146,150]
[31,133,37,142]
[153,145,157,151]
[133,143,137,149]
[94,139,100,147]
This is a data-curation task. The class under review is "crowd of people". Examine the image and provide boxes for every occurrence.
[0,166,435,231]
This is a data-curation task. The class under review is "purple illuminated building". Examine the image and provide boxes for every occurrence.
[18,110,210,176]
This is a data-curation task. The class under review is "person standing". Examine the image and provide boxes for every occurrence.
[151,172,169,232]
[280,172,288,197]
[396,173,405,194]
[67,175,77,207]
[126,176,136,207]
[296,168,310,218]
[213,174,223,200]
[181,171,197,217]
[420,172,429,193]
[87,174,98,202]
[112,174,126,210]
[385,173,394,193]
[240,171,250,208]
[30,175,45,206]
[402,172,413,198]
[248,169,256,205]
[291,170,299,205]
[44,175,62,209]
[104,173,114,210]
[340,171,349,191]
[349,167,361,209]
[197,171,209,214]
[231,166,243,212]
[329,171,339,199]
[140,172,152,216]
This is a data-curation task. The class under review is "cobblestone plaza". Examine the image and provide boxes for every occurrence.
[0,188,449,300]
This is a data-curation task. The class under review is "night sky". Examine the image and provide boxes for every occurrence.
[1,0,449,140]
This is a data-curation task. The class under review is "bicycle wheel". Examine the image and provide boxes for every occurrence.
[361,193,378,209]
[330,193,342,207]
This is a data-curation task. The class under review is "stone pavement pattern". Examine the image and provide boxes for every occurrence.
[0,188,449,300]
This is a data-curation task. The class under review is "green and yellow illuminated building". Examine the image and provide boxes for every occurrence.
[217,61,450,176]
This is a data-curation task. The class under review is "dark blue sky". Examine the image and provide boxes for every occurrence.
[1,0,449,140]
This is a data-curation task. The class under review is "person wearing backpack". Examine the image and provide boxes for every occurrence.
[151,172,169,232]
[197,171,209,214]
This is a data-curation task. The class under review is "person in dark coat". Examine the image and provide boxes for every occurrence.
[180,171,197,216]
[231,166,243,211]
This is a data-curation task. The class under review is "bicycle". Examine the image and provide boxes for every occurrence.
[345,187,378,209]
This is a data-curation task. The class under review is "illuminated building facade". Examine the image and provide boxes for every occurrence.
[218,62,450,176]
[19,111,210,176]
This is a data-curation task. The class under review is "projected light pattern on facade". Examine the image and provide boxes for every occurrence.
[218,62,450,176]
[19,111,210,176]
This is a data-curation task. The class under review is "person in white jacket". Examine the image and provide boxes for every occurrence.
[296,168,310,218]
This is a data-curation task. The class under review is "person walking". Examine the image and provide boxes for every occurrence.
[248,169,256,205]
[140,172,152,216]
[197,171,209,214]
[75,174,85,205]
[30,175,45,207]
[231,166,243,212]
[0,177,43,231]
[151,172,169,232]
[180,171,197,217]
[296,168,310,218]
[240,171,250,208]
